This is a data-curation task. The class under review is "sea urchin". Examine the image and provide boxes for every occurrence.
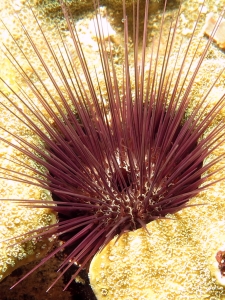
[0,0,225,293]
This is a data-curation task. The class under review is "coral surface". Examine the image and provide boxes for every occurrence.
[89,179,225,299]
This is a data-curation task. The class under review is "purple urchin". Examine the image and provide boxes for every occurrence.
[0,0,225,292]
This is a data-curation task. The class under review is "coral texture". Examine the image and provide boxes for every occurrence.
[89,179,225,299]
[0,101,57,281]
[0,0,58,283]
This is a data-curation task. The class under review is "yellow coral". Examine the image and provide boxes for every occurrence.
[89,182,225,299]
[0,92,57,281]
[0,0,59,282]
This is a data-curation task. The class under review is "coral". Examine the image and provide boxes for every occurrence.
[34,0,164,20]
[89,178,225,299]
[0,90,57,283]
[0,137,57,282]
[0,0,59,283]
[0,200,57,282]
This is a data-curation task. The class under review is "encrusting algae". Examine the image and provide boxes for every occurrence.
[0,0,225,299]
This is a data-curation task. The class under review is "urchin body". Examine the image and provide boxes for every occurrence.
[49,98,202,234]
[0,0,225,292]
